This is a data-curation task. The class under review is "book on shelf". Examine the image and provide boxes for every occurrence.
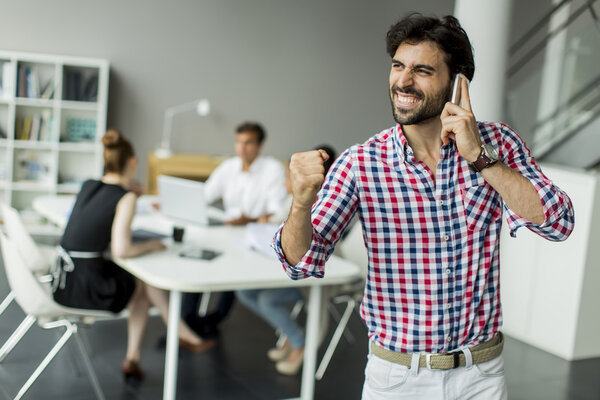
[20,116,32,140]
[39,110,53,141]
[40,78,55,99]
[29,114,41,141]
[26,67,39,98]
[18,65,26,97]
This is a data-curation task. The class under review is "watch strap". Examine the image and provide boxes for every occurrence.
[469,146,497,172]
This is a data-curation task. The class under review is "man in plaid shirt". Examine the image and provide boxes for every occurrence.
[273,13,574,399]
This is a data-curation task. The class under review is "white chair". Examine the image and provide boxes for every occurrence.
[316,221,368,380]
[0,204,56,357]
[0,232,108,400]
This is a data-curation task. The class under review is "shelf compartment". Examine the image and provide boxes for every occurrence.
[62,65,99,102]
[13,148,55,187]
[16,61,56,100]
[15,105,57,143]
[60,108,98,143]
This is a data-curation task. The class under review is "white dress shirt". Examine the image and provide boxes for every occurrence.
[204,156,287,220]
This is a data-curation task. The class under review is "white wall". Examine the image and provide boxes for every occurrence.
[500,164,600,360]
[0,0,454,180]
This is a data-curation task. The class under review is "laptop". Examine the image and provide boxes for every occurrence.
[158,175,223,226]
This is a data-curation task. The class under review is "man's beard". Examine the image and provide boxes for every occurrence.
[390,82,452,125]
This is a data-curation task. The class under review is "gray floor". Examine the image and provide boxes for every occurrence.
[1,264,600,399]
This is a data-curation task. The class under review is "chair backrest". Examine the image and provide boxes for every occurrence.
[338,221,369,280]
[0,232,63,318]
[1,203,48,273]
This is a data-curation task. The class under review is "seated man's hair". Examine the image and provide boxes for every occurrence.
[236,122,266,143]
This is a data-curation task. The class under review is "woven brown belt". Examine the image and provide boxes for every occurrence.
[370,333,503,370]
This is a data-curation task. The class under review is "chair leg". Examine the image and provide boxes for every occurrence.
[73,326,106,400]
[198,292,211,317]
[0,291,15,315]
[0,314,36,363]
[315,298,356,381]
[327,301,355,344]
[13,320,74,400]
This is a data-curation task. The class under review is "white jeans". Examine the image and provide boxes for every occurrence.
[362,348,507,400]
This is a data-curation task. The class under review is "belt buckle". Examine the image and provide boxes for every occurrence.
[426,352,460,370]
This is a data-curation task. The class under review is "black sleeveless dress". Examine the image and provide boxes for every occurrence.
[53,180,136,313]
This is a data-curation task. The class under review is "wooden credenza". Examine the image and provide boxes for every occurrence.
[146,152,227,194]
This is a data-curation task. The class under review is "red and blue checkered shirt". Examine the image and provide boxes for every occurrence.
[273,122,574,354]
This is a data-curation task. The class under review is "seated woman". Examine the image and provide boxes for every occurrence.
[237,145,336,376]
[52,129,215,384]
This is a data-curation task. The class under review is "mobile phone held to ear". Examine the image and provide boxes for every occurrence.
[451,73,470,105]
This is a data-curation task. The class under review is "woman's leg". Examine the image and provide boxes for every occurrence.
[125,279,151,362]
[141,282,205,344]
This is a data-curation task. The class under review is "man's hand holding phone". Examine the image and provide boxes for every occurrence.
[440,74,482,163]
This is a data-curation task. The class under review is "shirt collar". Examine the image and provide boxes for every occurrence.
[393,124,415,164]
[393,124,456,164]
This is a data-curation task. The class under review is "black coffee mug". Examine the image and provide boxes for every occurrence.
[173,226,185,242]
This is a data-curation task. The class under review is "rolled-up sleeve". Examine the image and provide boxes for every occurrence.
[272,149,359,279]
[499,123,575,241]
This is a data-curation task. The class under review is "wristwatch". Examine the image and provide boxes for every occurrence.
[469,144,499,172]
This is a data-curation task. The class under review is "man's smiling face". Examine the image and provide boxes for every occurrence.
[389,41,452,126]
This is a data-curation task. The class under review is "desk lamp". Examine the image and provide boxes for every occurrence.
[155,98,211,158]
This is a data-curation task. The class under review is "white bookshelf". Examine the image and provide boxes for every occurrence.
[0,50,109,230]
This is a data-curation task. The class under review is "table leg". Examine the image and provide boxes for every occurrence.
[164,290,182,400]
[300,285,322,400]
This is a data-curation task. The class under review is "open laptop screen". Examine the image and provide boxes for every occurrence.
[157,175,208,225]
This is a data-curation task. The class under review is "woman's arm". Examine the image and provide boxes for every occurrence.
[111,192,166,258]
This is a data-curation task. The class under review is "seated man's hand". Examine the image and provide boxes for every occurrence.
[226,214,254,226]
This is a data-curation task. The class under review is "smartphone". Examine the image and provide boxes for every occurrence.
[451,73,469,105]
[179,248,222,261]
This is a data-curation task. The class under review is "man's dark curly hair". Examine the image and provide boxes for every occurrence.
[385,13,475,81]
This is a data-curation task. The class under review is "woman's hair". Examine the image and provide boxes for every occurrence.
[385,13,475,80]
[102,129,134,174]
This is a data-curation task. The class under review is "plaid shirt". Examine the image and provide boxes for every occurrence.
[273,122,574,354]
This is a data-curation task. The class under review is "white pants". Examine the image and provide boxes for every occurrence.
[362,349,507,400]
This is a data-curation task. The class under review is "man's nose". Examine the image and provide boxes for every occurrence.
[396,70,414,88]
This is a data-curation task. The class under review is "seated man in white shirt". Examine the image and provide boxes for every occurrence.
[182,122,287,337]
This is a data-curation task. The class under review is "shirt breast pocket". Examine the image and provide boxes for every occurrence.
[461,178,501,232]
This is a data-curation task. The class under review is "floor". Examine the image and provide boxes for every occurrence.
[1,261,600,399]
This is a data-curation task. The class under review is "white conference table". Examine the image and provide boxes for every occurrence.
[33,195,361,400]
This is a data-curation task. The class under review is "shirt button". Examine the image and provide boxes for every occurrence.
[443,234,450,241]
[446,336,452,342]
[446,303,451,309]
[439,199,444,206]
[445,269,452,275]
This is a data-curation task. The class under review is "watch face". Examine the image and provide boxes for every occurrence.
[483,144,499,161]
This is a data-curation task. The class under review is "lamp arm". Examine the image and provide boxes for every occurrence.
[159,100,200,151]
